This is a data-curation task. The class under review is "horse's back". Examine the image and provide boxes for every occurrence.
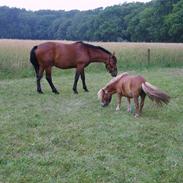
[35,42,57,64]
[118,75,146,96]
[36,42,56,53]
[35,42,88,69]
[124,75,145,87]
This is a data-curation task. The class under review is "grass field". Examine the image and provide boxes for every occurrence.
[0,40,183,183]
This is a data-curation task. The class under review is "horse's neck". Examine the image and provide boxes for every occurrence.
[89,49,109,63]
[106,83,116,94]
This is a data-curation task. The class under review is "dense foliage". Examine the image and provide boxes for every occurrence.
[0,0,183,42]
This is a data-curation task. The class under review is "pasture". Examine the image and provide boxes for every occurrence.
[0,40,183,183]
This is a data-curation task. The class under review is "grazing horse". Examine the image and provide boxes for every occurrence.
[30,41,117,94]
[97,72,170,117]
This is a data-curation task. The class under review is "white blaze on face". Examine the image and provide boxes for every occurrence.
[97,89,103,101]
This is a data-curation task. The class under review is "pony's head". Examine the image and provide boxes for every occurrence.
[97,88,112,107]
[106,52,117,77]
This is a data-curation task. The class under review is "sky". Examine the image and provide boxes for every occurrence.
[0,0,151,11]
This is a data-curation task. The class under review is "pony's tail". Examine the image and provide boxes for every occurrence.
[30,45,39,75]
[142,82,170,106]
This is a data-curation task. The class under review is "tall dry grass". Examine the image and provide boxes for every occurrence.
[95,42,183,68]
[0,39,183,79]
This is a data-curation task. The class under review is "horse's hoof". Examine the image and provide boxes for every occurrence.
[37,90,43,94]
[73,90,78,94]
[53,90,59,94]
[84,89,89,92]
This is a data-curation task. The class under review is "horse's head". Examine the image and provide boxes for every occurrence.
[97,88,112,107]
[106,52,117,77]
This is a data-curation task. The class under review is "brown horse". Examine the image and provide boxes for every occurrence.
[98,72,170,117]
[30,41,117,94]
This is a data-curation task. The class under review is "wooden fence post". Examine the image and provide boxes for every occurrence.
[147,48,150,67]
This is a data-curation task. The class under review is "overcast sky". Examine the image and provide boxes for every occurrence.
[1,0,151,11]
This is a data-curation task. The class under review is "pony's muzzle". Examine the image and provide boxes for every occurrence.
[101,102,108,107]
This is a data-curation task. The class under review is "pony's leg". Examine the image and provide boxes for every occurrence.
[81,70,89,92]
[116,93,122,111]
[73,70,80,94]
[37,67,44,94]
[45,67,59,94]
[127,97,131,112]
[139,94,146,114]
[134,96,140,117]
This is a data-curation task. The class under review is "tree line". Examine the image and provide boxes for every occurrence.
[0,0,182,42]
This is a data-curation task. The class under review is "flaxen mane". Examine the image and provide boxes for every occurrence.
[105,72,128,88]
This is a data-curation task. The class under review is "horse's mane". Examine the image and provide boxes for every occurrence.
[76,41,111,55]
[105,72,129,88]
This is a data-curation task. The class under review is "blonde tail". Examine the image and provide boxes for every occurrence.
[142,82,170,106]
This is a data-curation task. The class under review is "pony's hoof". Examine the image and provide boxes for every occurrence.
[127,108,131,113]
[134,113,139,118]
[116,107,120,111]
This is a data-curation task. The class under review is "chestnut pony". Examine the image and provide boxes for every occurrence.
[98,72,170,117]
[30,41,117,94]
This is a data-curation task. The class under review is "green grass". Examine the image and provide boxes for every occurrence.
[1,68,183,183]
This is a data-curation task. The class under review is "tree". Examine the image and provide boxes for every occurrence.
[165,0,183,42]
[0,0,183,42]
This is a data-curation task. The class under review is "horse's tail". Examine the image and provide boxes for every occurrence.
[30,45,39,75]
[142,82,170,106]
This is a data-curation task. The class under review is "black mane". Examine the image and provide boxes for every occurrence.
[76,41,111,55]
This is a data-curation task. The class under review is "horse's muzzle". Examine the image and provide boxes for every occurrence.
[111,70,117,77]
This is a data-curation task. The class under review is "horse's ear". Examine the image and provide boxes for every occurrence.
[112,51,115,56]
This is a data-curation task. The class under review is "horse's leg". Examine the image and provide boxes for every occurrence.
[81,70,89,92]
[139,94,146,114]
[45,67,59,94]
[116,93,122,111]
[134,96,140,117]
[127,97,131,112]
[37,67,44,94]
[73,64,88,94]
[73,70,80,94]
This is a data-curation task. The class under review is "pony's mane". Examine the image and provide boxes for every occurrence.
[105,72,129,88]
[76,41,111,55]
[97,72,128,101]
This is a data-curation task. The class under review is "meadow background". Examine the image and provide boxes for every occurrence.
[0,39,183,79]
[0,39,183,183]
